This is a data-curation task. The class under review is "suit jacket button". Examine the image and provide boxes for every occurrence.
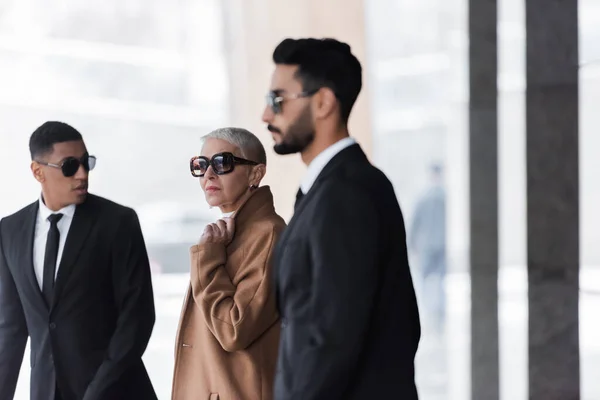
[49,323,56,330]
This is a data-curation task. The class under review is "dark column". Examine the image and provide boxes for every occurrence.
[468,0,499,399]
[526,0,580,399]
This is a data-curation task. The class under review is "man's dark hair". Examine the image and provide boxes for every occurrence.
[29,121,83,160]
[272,38,362,123]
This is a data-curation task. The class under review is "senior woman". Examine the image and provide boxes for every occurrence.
[171,127,286,400]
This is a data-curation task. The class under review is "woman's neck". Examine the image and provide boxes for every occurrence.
[218,189,253,214]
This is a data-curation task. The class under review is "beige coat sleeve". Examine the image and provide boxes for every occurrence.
[189,225,279,352]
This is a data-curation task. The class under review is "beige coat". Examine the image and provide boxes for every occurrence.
[171,186,286,400]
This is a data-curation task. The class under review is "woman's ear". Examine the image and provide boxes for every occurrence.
[250,164,266,187]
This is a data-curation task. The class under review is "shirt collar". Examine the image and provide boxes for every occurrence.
[38,196,76,221]
[300,137,356,194]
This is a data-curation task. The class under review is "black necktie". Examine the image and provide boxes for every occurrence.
[43,213,63,306]
[294,188,304,212]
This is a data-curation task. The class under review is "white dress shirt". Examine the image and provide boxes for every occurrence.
[33,197,76,290]
[300,136,357,194]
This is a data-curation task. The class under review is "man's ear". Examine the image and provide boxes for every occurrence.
[31,161,44,183]
[314,87,338,119]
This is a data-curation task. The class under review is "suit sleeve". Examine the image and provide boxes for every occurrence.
[189,224,280,352]
[0,219,28,399]
[83,209,156,400]
[280,183,381,400]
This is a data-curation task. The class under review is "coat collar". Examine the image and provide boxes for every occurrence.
[231,186,276,227]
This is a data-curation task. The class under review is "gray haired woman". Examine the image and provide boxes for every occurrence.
[172,127,286,400]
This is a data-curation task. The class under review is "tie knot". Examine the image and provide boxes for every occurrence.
[48,213,64,225]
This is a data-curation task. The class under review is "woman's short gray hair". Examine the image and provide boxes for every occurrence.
[201,127,267,165]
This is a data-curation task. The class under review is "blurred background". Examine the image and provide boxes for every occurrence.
[0,0,598,399]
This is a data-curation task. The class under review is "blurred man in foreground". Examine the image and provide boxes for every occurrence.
[263,38,421,399]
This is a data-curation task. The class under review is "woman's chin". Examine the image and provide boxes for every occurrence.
[204,193,223,208]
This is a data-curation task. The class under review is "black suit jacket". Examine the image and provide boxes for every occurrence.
[273,144,421,400]
[0,194,157,400]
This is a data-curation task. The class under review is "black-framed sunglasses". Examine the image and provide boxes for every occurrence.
[190,152,258,178]
[36,154,97,177]
[265,89,319,114]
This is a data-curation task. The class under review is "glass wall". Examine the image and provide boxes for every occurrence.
[366,0,600,398]
[579,0,600,398]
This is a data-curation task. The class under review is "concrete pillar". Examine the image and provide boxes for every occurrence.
[468,0,499,399]
[525,0,580,398]
[219,0,371,220]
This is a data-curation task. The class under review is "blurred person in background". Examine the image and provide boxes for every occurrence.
[172,127,286,400]
[409,163,447,334]
[0,121,157,400]
[262,38,421,400]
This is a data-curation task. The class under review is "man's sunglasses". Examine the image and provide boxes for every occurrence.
[190,152,258,178]
[37,154,97,177]
[265,89,319,114]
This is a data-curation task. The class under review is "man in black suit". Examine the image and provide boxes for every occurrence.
[0,121,157,400]
[262,38,421,399]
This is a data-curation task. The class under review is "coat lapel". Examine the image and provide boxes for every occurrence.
[52,198,95,309]
[19,202,48,310]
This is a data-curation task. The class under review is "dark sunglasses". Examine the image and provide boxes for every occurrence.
[190,152,258,178]
[37,154,97,177]
[265,89,319,114]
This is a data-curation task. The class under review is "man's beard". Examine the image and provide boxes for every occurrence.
[273,107,315,155]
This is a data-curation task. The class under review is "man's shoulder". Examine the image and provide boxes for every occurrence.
[310,161,403,226]
[325,160,395,199]
[0,201,37,226]
[85,194,136,218]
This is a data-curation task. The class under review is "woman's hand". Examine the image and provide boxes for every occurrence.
[199,217,235,245]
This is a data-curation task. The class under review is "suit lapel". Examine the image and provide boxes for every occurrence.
[52,198,95,309]
[276,144,367,297]
[283,144,365,239]
[19,202,48,310]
